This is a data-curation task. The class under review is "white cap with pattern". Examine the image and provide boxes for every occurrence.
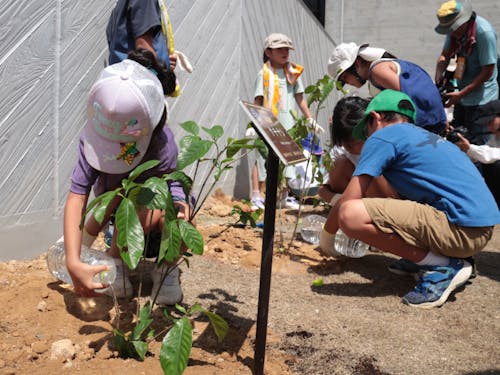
[83,59,165,174]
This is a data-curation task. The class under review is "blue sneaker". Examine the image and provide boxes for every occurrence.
[388,258,422,278]
[402,258,472,309]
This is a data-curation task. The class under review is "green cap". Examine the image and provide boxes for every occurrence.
[352,90,417,140]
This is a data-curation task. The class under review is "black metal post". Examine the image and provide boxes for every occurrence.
[254,149,280,375]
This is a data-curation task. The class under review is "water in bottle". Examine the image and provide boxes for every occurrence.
[46,241,116,289]
[301,214,327,244]
[334,229,369,258]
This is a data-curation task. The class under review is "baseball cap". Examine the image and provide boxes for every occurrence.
[327,42,367,81]
[435,0,473,34]
[476,100,500,126]
[264,33,294,50]
[83,59,165,174]
[353,90,417,140]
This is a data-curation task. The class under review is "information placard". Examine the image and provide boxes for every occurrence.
[239,100,307,166]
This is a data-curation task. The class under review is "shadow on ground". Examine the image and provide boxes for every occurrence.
[193,288,256,372]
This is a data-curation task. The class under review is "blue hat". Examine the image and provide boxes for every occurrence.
[301,133,323,155]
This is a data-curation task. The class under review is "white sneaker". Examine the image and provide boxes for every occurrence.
[103,258,133,298]
[151,265,183,305]
[279,196,300,210]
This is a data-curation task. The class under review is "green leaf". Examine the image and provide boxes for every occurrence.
[160,220,182,263]
[160,317,193,375]
[176,136,212,170]
[116,198,144,269]
[226,138,253,158]
[304,84,316,94]
[126,185,143,206]
[202,125,223,140]
[178,220,204,255]
[90,189,119,226]
[142,177,171,210]
[187,302,204,315]
[164,171,193,199]
[202,310,228,342]
[128,160,160,182]
[112,329,132,358]
[136,187,156,207]
[255,138,268,158]
[163,192,177,222]
[131,340,148,361]
[179,120,199,135]
[131,304,153,341]
[175,304,188,315]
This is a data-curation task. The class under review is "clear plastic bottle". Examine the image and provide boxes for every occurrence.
[334,229,369,258]
[46,241,116,288]
[301,214,327,244]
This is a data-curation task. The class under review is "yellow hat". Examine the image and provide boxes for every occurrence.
[435,0,473,34]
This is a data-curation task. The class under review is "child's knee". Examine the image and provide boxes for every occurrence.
[338,199,365,232]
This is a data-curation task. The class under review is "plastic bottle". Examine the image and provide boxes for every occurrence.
[301,214,327,244]
[46,241,116,288]
[334,229,369,258]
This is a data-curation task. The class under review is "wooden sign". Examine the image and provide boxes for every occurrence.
[240,100,307,166]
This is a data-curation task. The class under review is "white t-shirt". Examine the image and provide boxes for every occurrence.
[330,145,360,166]
[466,134,500,164]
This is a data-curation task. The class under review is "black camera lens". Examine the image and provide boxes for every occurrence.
[447,130,461,143]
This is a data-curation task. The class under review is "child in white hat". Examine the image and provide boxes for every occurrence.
[64,51,187,305]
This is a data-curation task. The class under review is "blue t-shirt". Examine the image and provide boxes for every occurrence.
[353,123,500,227]
[444,16,498,106]
[106,0,170,67]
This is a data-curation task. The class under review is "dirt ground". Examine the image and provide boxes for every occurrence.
[0,191,499,375]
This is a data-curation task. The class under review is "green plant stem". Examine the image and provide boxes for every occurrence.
[287,104,322,249]
[190,147,252,221]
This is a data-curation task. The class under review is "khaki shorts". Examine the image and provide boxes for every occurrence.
[363,198,494,258]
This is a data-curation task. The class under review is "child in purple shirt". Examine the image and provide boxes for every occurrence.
[64,52,186,304]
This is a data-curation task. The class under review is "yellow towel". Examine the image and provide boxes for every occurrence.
[158,0,181,97]
[262,61,303,116]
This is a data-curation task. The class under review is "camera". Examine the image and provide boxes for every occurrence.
[446,126,470,143]
[436,70,457,105]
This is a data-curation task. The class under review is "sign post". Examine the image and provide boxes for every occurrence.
[239,101,306,375]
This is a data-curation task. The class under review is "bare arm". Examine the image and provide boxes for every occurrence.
[318,157,355,203]
[64,192,108,296]
[295,92,312,119]
[324,174,372,234]
[369,61,401,91]
[435,53,451,84]
[445,65,496,107]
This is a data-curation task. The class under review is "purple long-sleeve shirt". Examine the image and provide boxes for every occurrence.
[70,126,185,202]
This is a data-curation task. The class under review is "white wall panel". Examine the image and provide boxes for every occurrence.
[0,0,334,260]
